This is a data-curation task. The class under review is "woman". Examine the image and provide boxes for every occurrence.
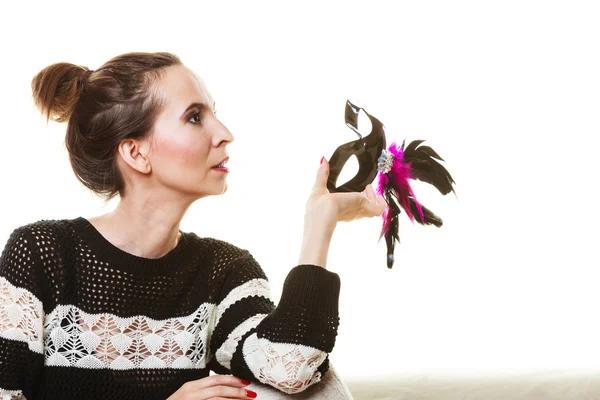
[0,52,386,400]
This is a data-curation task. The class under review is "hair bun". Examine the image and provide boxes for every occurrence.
[31,62,90,123]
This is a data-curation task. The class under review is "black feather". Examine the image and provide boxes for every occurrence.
[403,140,455,195]
[407,143,445,161]
[408,197,443,227]
[382,186,401,269]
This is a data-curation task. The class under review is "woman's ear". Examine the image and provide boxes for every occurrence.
[117,138,152,175]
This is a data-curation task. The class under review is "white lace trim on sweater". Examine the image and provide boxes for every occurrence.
[0,277,44,354]
[0,387,24,400]
[215,313,268,369]
[215,278,271,326]
[242,332,327,394]
[43,303,215,369]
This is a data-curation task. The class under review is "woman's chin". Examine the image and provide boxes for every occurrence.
[210,180,228,196]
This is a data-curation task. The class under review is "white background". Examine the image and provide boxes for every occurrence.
[0,1,598,380]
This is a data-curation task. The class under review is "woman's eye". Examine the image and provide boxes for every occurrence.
[189,112,202,124]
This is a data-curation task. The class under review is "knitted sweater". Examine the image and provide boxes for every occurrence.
[0,217,341,400]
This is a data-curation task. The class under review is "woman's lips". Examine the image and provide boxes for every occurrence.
[212,165,229,172]
[212,167,229,172]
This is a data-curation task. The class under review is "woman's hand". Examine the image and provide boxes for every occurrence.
[305,157,387,226]
[298,157,387,268]
[166,375,257,400]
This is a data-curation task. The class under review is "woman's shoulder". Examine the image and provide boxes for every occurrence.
[0,217,75,298]
[190,234,254,267]
[3,217,72,247]
[12,215,79,232]
[1,217,93,270]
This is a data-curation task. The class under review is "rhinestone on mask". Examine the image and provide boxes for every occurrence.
[377,149,395,174]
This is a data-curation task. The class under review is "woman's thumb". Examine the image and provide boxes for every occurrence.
[314,156,330,188]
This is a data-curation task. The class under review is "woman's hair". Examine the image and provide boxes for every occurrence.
[31,52,182,201]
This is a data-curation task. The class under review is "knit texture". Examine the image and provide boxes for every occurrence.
[0,217,341,399]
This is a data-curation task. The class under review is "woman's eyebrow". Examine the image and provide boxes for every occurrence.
[181,101,217,118]
[182,102,208,116]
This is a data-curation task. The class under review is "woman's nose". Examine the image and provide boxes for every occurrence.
[213,123,234,147]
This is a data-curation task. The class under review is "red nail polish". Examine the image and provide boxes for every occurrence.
[320,156,325,165]
[240,379,251,385]
[246,389,257,398]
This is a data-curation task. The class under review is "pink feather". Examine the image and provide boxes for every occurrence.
[376,141,426,240]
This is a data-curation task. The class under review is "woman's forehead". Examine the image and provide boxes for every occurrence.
[157,65,215,117]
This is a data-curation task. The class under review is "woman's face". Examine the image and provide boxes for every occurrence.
[146,64,234,199]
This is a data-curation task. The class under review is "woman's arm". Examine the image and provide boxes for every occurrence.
[208,249,340,394]
[297,217,336,268]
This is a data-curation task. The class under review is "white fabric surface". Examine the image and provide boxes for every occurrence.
[345,369,600,400]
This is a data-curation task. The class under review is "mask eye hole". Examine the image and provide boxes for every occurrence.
[356,109,373,136]
[336,154,359,189]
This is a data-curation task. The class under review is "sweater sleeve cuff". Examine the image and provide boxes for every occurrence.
[255,264,341,352]
[279,264,341,318]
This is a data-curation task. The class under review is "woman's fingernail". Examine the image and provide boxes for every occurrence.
[240,379,251,385]
[246,389,257,398]
[320,156,325,165]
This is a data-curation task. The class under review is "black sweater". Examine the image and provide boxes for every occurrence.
[0,217,341,399]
